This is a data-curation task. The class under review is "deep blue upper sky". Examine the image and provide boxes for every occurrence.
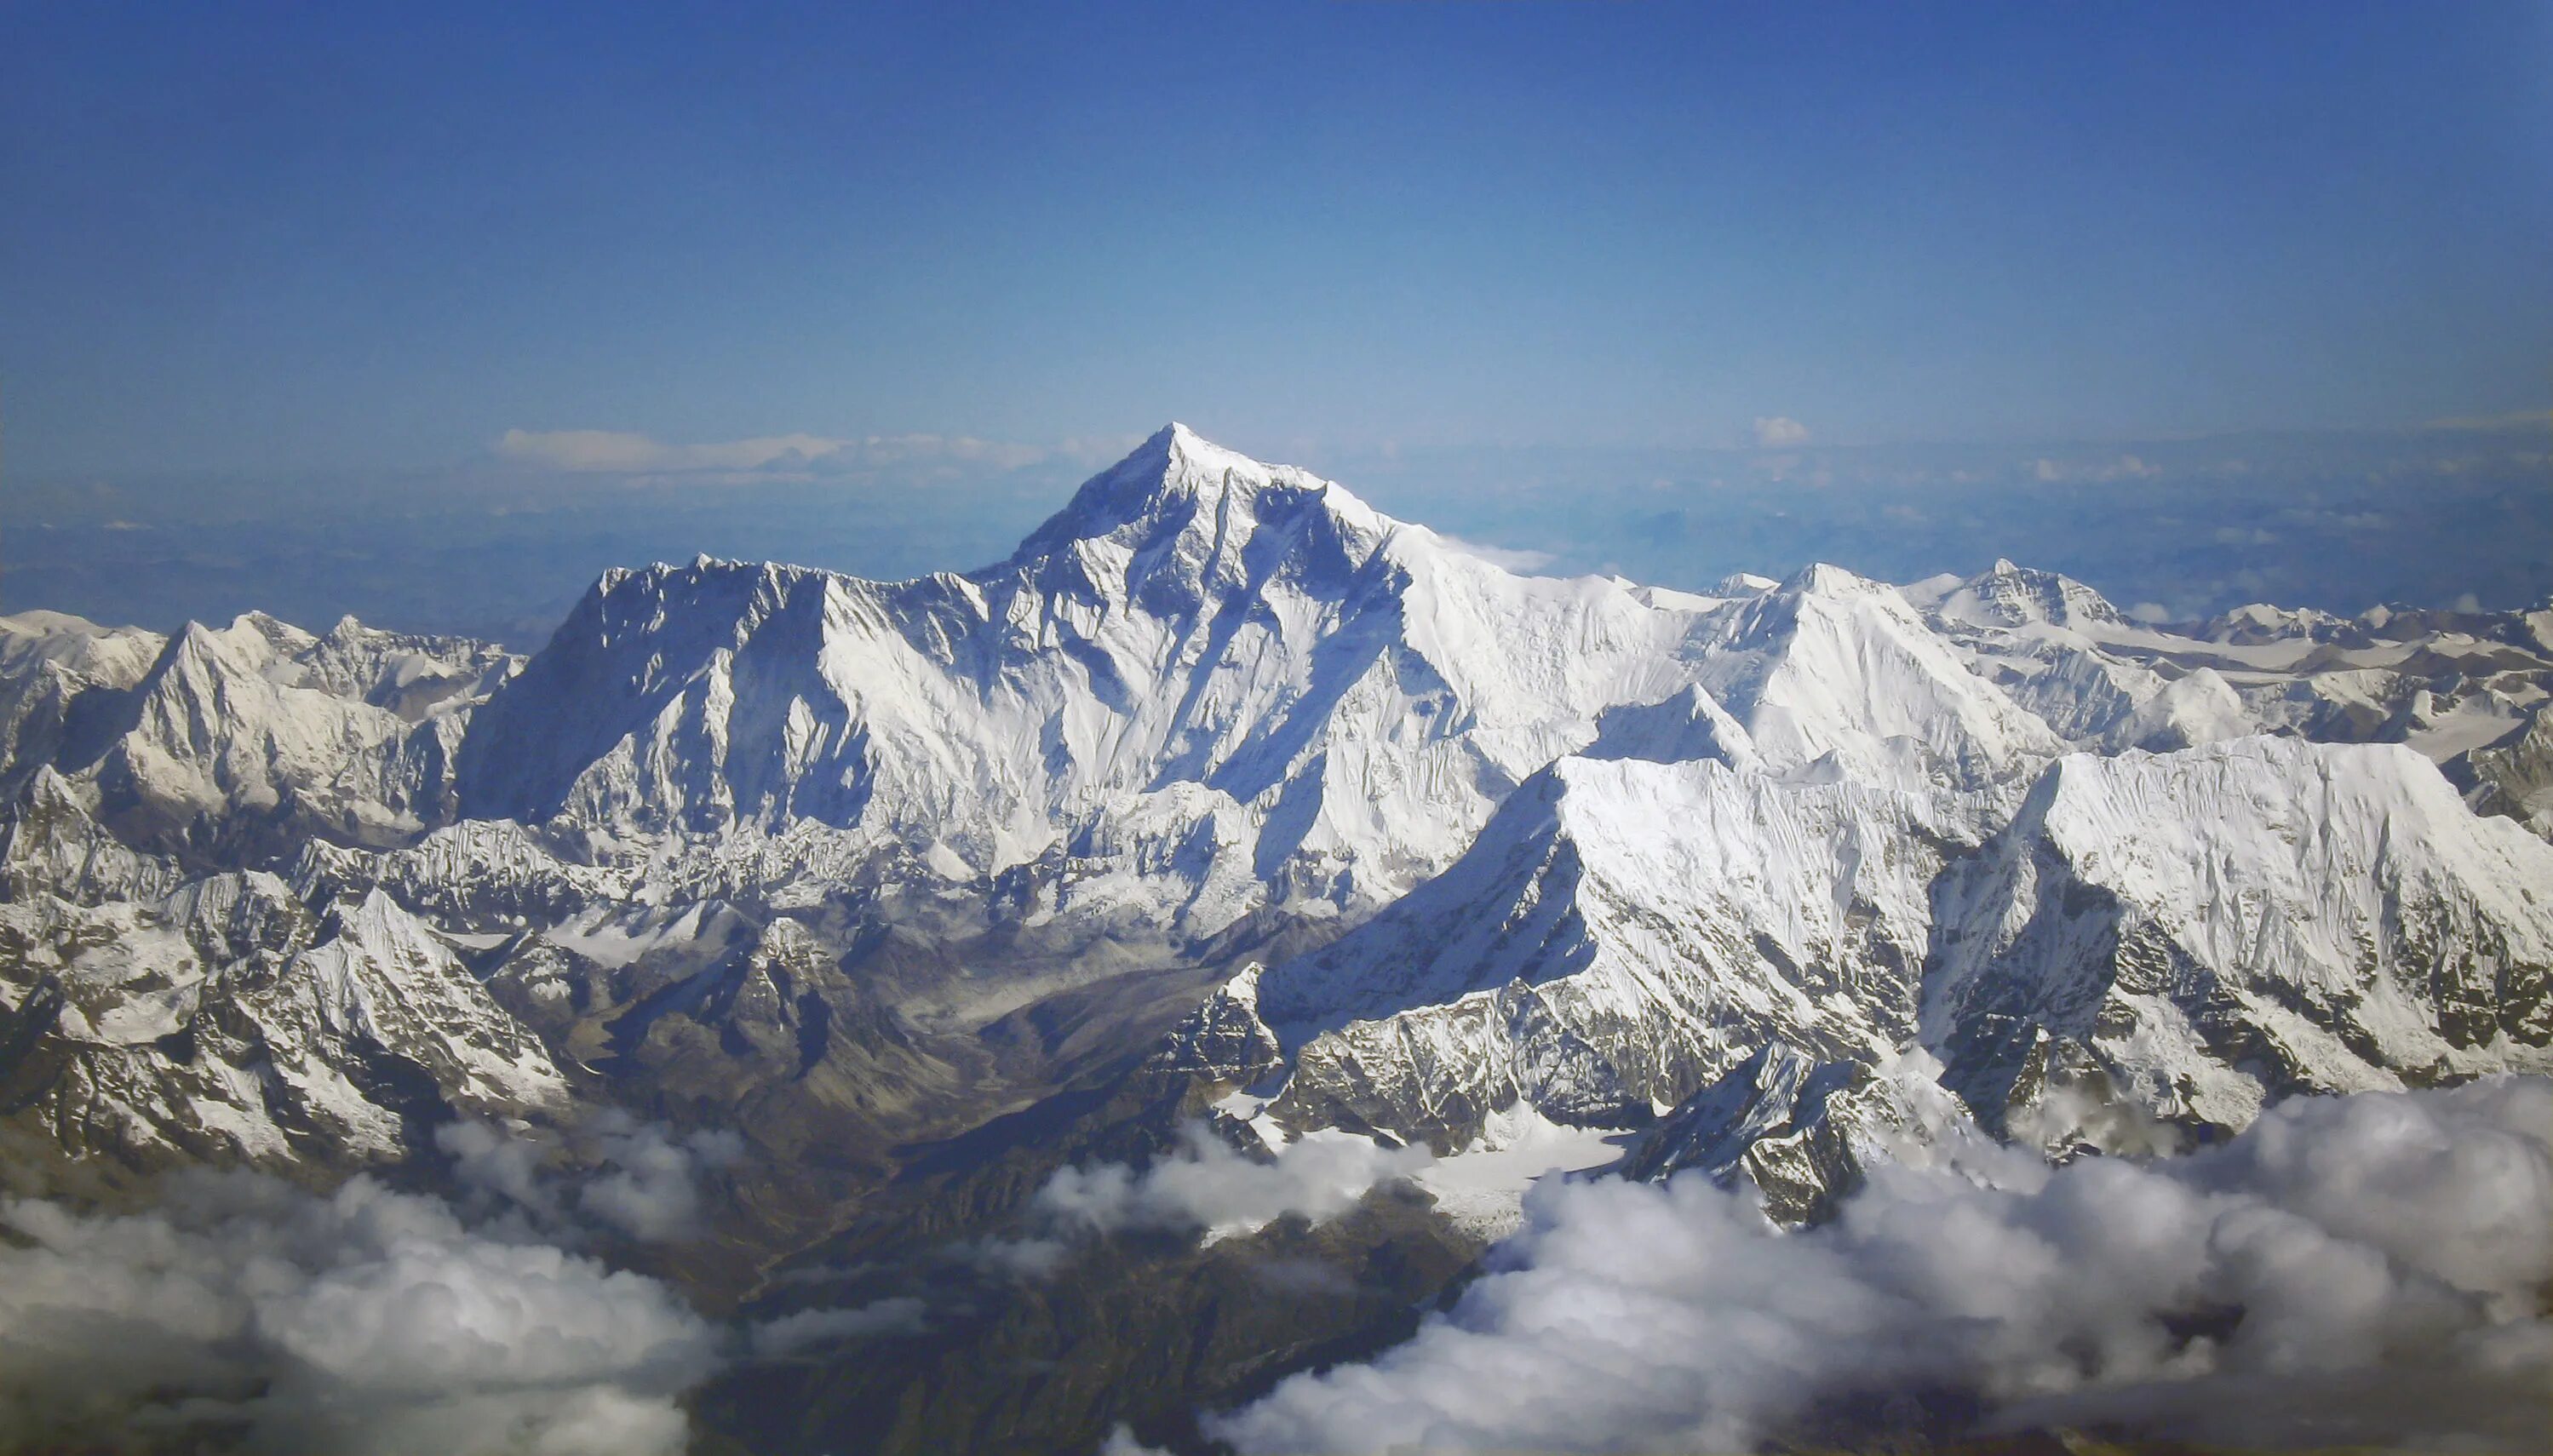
[7,1,2548,476]
[3,3,2548,642]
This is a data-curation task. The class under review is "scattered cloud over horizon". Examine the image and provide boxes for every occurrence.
[2424,407,2553,432]
[494,427,1066,481]
[9,415,2547,646]
[1751,416,1811,449]
[1433,531,1559,574]
[2029,452,2160,484]
[1213,1078,2553,1454]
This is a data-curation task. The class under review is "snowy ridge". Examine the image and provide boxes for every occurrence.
[1249,755,1975,1149]
[1928,737,2553,1136]
[0,609,516,864]
[1700,564,2063,790]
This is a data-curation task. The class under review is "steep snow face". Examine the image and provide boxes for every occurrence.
[456,430,2097,941]
[1909,561,2255,755]
[1699,565,2064,791]
[1252,755,1975,1149]
[10,612,519,863]
[1928,737,2553,1138]
[0,612,169,805]
[2,768,186,906]
[2458,704,2553,838]
[0,610,168,690]
[458,424,1728,926]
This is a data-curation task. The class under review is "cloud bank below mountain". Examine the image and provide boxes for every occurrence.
[1213,1078,2553,1453]
[0,1172,716,1456]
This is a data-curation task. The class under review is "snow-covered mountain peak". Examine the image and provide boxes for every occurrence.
[1702,560,2064,788]
[1928,558,2128,632]
[1005,424,1391,572]
[1775,561,1892,601]
[2204,600,2353,645]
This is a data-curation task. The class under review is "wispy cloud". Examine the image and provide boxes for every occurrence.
[496,428,846,473]
[2029,452,2161,484]
[749,1298,929,1357]
[1434,532,1559,574]
[494,428,1062,480]
[2423,408,2553,432]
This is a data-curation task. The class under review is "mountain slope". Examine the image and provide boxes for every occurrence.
[8,611,517,865]
[1231,754,1975,1149]
[1927,736,2553,1137]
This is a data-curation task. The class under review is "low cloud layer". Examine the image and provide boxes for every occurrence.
[438,1111,743,1243]
[1040,1125,1431,1242]
[0,1172,716,1456]
[0,1116,875,1453]
[1215,1078,2553,1453]
[971,1124,1432,1276]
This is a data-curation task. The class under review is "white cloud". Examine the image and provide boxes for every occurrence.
[494,428,1056,480]
[1432,532,1558,574]
[1214,1079,2553,1454]
[1101,1423,1176,1455]
[575,1121,745,1242]
[436,1112,742,1244]
[2029,453,2163,484]
[1037,1125,1431,1244]
[496,428,848,474]
[1752,416,1811,449]
[0,1171,718,1456]
[962,1124,1435,1276]
[2128,601,2174,624]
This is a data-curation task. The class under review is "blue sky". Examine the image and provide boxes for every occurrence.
[3,2,2547,639]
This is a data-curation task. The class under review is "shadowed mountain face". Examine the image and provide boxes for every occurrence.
[2,428,2549,1455]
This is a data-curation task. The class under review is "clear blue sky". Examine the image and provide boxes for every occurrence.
[6,1,2548,479]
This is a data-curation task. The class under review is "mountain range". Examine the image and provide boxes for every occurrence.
[3,424,2549,1452]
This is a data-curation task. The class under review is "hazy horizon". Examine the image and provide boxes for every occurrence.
[9,412,2546,649]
